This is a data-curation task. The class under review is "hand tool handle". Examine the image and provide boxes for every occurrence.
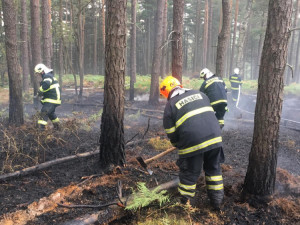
[145,147,176,164]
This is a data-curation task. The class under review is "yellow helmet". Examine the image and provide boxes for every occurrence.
[160,76,182,98]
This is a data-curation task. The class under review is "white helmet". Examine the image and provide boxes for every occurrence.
[200,68,214,79]
[234,68,240,74]
[34,63,53,74]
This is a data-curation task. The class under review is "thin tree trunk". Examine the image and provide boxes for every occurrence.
[160,0,168,78]
[129,0,137,101]
[92,0,98,75]
[20,0,30,92]
[149,0,164,105]
[172,0,184,83]
[202,0,209,69]
[193,0,201,73]
[216,0,232,78]
[236,0,253,75]
[30,0,42,105]
[58,0,64,88]
[244,0,292,196]
[41,0,52,67]
[229,0,239,74]
[2,0,24,125]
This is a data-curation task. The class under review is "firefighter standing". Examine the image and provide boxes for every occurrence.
[34,63,61,130]
[199,68,228,129]
[160,76,225,210]
[229,68,242,106]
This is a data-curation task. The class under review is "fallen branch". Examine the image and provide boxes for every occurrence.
[60,178,179,225]
[141,113,163,120]
[0,139,149,181]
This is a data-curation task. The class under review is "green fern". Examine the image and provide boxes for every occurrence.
[126,182,170,211]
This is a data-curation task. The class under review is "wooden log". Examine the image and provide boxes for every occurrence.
[0,139,148,181]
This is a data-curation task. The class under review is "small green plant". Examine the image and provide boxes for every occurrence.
[126,182,170,211]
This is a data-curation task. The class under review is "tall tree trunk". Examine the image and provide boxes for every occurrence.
[78,1,85,100]
[236,0,253,75]
[160,0,168,78]
[216,0,232,78]
[92,0,98,75]
[254,10,266,80]
[172,0,184,83]
[287,0,300,84]
[30,0,42,105]
[295,23,300,83]
[202,0,209,68]
[20,0,30,92]
[244,0,292,196]
[193,0,201,73]
[2,0,24,125]
[58,0,64,88]
[41,0,52,67]
[99,0,127,169]
[101,0,105,75]
[207,0,213,69]
[149,0,164,105]
[129,0,137,101]
[229,0,239,74]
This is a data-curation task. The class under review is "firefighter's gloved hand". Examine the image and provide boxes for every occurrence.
[37,90,43,97]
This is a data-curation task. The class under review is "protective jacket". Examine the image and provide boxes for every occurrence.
[163,88,222,159]
[39,71,61,105]
[199,75,227,106]
[229,73,242,90]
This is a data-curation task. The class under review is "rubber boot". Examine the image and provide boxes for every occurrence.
[207,189,224,211]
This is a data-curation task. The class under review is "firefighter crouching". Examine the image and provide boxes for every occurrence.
[199,68,228,129]
[34,63,61,130]
[160,76,225,210]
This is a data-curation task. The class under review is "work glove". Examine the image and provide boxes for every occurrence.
[37,90,43,97]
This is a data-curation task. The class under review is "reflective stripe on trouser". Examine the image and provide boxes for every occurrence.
[178,182,196,197]
[38,120,48,125]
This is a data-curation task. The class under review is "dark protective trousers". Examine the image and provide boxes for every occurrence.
[38,102,59,128]
[176,147,225,203]
[212,103,227,128]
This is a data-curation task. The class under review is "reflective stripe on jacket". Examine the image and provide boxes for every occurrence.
[40,72,61,105]
[163,89,222,158]
[200,75,227,106]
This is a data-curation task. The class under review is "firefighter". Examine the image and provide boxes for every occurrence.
[160,76,225,210]
[199,68,228,129]
[229,68,242,106]
[34,63,61,130]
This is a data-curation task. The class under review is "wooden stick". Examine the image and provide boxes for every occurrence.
[144,147,177,164]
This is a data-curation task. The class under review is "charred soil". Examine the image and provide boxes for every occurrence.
[0,90,299,225]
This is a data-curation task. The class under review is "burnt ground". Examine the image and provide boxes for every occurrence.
[0,88,299,225]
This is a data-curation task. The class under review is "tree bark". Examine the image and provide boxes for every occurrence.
[172,0,184,83]
[2,0,24,125]
[216,0,232,78]
[20,0,30,92]
[149,0,164,105]
[99,0,127,168]
[244,0,293,196]
[41,0,52,67]
[236,0,253,75]
[202,0,209,69]
[129,0,137,101]
[30,0,42,103]
[229,0,239,74]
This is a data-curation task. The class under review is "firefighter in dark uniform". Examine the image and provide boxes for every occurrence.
[160,76,225,210]
[199,68,228,129]
[229,68,242,106]
[34,63,61,130]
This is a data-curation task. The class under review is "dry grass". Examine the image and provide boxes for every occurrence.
[148,137,173,151]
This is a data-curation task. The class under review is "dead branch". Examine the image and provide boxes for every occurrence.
[60,178,179,225]
[57,201,123,209]
[142,118,151,139]
[0,139,150,181]
[0,150,100,181]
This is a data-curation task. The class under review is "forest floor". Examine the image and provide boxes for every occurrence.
[0,87,299,225]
